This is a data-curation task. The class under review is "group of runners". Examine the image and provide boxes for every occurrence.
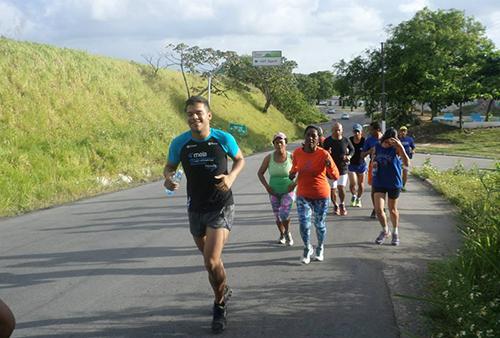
[258,121,415,263]
[162,96,416,333]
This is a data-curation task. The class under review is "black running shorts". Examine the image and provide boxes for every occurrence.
[188,204,234,237]
[373,187,401,199]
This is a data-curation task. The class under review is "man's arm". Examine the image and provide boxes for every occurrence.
[215,149,245,192]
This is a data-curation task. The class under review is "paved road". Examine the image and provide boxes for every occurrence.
[0,111,491,337]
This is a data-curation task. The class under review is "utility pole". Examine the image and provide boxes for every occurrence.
[207,73,212,105]
[381,42,387,133]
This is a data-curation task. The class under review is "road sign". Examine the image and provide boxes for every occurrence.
[252,50,282,67]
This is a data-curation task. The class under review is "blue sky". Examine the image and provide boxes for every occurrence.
[1,0,499,73]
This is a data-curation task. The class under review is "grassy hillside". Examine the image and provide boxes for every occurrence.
[0,38,303,216]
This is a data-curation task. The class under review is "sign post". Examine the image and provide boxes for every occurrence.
[252,51,283,67]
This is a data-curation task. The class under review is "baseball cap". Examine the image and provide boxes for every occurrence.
[399,126,408,131]
[352,123,363,132]
[273,132,287,141]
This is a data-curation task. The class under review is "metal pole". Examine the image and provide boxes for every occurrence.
[208,74,212,105]
[381,42,386,133]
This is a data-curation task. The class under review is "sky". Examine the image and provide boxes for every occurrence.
[1,0,499,74]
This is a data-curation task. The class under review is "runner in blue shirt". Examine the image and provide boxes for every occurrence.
[370,128,409,246]
[398,126,416,191]
[361,121,382,218]
[164,96,245,333]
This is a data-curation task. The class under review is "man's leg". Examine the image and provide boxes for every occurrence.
[348,172,357,196]
[202,227,230,304]
[0,299,15,338]
[356,173,365,199]
[402,169,408,190]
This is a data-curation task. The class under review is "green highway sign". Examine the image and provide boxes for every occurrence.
[252,50,283,66]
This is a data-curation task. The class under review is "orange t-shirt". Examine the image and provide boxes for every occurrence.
[290,147,339,199]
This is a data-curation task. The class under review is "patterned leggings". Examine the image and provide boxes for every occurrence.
[296,197,329,247]
[269,191,295,222]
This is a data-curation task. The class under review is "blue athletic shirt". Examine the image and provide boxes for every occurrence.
[399,136,415,159]
[372,144,403,189]
[167,128,240,212]
[362,136,380,154]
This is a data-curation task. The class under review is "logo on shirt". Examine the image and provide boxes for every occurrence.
[208,141,218,146]
[186,144,197,149]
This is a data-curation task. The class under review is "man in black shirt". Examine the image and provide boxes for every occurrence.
[322,122,354,216]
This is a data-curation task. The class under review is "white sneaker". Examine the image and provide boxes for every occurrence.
[285,232,294,246]
[314,245,324,262]
[301,245,313,264]
[278,234,286,245]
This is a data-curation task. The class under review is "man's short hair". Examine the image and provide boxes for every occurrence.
[185,96,210,112]
[370,121,381,131]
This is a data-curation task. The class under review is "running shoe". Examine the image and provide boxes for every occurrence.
[313,245,324,262]
[332,204,340,215]
[285,232,294,246]
[370,209,376,219]
[401,186,407,192]
[301,245,313,264]
[391,233,400,246]
[356,198,362,208]
[375,231,391,245]
[339,203,347,216]
[211,302,227,333]
[350,196,357,207]
[278,234,286,245]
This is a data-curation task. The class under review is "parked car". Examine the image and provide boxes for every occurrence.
[341,113,350,120]
[327,108,336,114]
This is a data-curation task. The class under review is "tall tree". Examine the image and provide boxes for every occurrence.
[162,43,237,99]
[309,71,336,103]
[295,74,320,104]
[386,8,495,122]
[225,55,297,112]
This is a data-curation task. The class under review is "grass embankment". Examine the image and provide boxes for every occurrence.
[0,37,304,217]
[412,119,500,159]
[413,162,499,337]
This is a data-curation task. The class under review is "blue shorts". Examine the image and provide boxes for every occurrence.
[348,163,367,174]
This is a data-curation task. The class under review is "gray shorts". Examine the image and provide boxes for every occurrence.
[188,204,235,237]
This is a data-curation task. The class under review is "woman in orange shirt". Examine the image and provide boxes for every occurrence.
[289,126,339,264]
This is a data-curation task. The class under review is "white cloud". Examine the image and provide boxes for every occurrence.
[486,11,500,47]
[398,0,428,14]
[0,1,28,38]
[1,0,498,73]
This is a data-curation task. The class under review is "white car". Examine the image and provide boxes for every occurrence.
[327,108,336,114]
[341,113,350,120]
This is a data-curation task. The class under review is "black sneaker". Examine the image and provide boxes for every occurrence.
[211,302,227,334]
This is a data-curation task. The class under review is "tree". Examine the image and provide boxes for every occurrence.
[162,43,238,99]
[309,71,336,103]
[386,8,495,124]
[225,55,298,112]
[477,51,500,121]
[295,74,320,104]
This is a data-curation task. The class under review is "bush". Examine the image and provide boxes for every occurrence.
[413,162,500,338]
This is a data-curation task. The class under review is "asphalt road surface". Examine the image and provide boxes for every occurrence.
[1,111,492,337]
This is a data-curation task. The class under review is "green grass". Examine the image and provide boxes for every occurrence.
[413,161,500,338]
[0,37,307,216]
[412,121,500,159]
